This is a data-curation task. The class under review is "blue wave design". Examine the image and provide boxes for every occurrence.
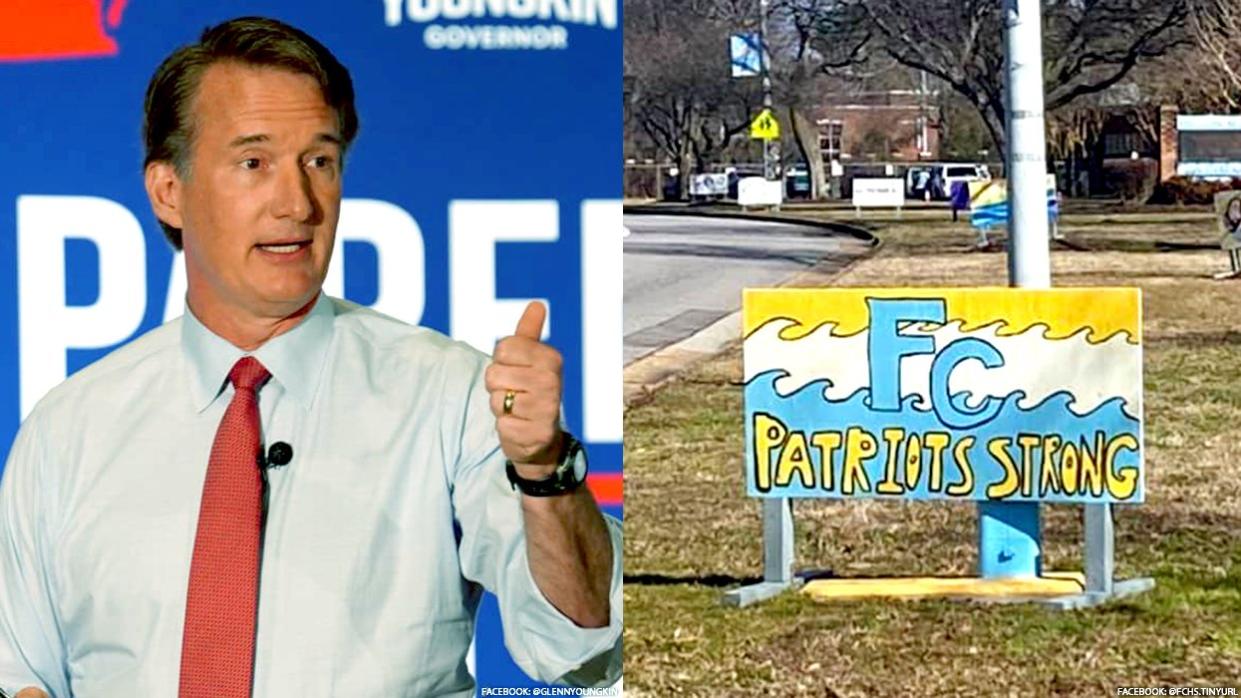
[745,370,1143,504]
[971,198,1060,229]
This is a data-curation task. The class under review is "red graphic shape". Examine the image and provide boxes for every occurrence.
[106,0,127,28]
[0,0,128,63]
[587,472,623,507]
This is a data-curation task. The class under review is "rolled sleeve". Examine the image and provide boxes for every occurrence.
[502,514,622,686]
[448,347,622,686]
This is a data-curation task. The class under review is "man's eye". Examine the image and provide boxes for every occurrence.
[241,158,262,170]
[309,155,334,169]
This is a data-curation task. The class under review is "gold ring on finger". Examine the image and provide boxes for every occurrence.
[503,389,516,415]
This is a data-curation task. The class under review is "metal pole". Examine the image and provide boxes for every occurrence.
[919,70,929,158]
[1084,501,1114,594]
[759,0,779,181]
[1005,0,1051,286]
[978,0,1047,580]
[762,497,795,584]
[721,496,795,606]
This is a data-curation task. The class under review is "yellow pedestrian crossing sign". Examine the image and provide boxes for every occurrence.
[750,109,780,140]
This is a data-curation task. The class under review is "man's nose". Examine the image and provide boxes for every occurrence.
[271,161,315,222]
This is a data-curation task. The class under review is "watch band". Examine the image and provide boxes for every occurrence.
[505,432,586,497]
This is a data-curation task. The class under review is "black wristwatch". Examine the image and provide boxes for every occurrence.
[505,432,588,496]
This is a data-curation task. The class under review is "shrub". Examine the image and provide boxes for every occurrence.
[1102,158,1158,203]
[1149,176,1241,205]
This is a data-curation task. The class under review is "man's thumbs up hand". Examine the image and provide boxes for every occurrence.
[485,301,564,474]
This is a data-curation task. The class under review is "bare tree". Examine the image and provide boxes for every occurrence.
[769,0,872,198]
[796,0,1188,159]
[1185,0,1241,109]
[625,0,762,197]
[1045,100,1114,195]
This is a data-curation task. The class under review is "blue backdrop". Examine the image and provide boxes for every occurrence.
[0,0,621,691]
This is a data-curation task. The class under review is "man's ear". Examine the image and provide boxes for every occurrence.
[144,160,184,231]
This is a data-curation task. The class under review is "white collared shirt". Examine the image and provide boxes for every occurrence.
[0,294,622,697]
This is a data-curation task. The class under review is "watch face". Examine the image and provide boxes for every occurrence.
[560,436,587,483]
[570,447,588,481]
[505,434,587,496]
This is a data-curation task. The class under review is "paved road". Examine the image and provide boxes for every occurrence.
[624,213,868,366]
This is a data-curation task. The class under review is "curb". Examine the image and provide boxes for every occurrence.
[623,309,742,409]
[623,205,879,244]
[623,214,882,409]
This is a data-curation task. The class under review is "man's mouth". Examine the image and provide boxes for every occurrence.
[256,240,311,254]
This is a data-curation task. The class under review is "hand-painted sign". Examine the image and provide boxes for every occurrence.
[743,288,1143,504]
[1215,190,1241,250]
[969,176,1058,229]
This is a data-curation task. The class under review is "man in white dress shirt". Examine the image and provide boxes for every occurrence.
[0,16,620,697]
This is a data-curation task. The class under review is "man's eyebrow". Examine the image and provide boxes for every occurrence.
[315,132,343,148]
[229,133,269,148]
[226,133,342,148]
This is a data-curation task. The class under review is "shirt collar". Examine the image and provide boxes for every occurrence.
[181,293,334,413]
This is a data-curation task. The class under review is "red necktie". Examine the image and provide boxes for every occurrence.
[179,356,271,698]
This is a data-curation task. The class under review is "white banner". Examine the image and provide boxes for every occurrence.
[738,177,782,206]
[690,173,729,197]
[852,178,905,208]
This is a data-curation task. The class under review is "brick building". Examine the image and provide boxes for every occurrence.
[809,90,941,165]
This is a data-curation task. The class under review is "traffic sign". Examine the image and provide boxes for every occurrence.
[750,108,780,140]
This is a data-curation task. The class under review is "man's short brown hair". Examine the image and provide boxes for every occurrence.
[142,16,359,249]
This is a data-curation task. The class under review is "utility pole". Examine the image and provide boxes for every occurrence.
[978,0,1050,581]
[759,0,779,181]
[919,70,930,158]
[1005,0,1051,288]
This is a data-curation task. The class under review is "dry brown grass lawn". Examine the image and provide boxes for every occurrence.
[623,204,1241,697]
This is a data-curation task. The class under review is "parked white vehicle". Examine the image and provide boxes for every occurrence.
[907,163,992,200]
